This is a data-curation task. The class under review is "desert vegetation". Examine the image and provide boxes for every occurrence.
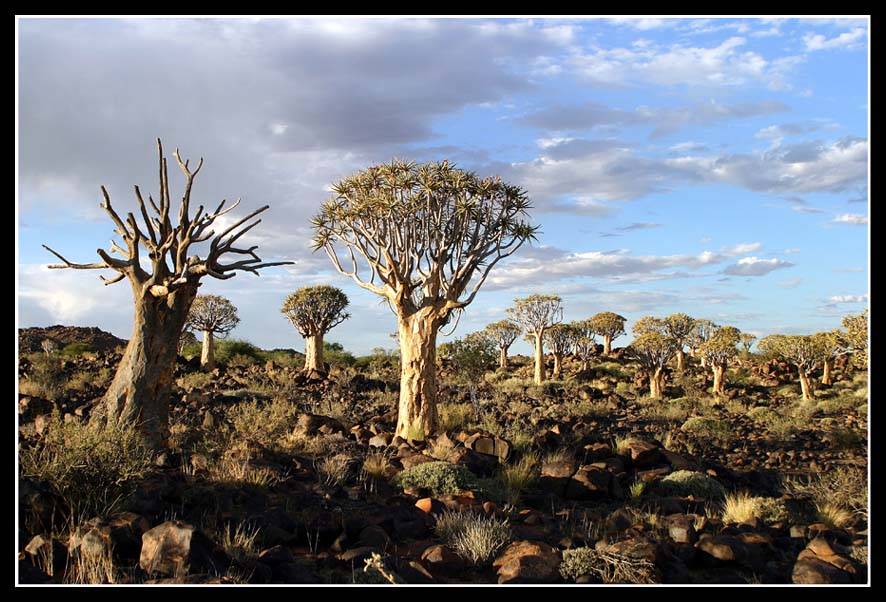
[18,141,868,586]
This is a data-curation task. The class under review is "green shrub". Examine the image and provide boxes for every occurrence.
[392,461,480,497]
[227,397,300,450]
[19,354,65,400]
[438,403,475,433]
[60,342,93,357]
[680,416,736,446]
[658,470,726,500]
[19,414,154,517]
[216,339,262,365]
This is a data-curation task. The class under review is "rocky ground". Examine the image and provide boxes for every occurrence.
[17,328,868,585]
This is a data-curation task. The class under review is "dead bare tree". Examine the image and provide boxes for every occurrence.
[43,139,291,449]
[312,159,536,439]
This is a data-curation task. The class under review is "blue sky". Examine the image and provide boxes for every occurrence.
[17,17,869,356]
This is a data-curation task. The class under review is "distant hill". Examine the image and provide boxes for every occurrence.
[18,325,127,355]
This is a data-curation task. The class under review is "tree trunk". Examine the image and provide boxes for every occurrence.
[799,372,814,400]
[200,330,215,370]
[304,333,324,373]
[676,348,685,372]
[533,333,546,385]
[603,335,612,356]
[395,309,441,440]
[700,357,708,369]
[711,363,725,396]
[649,368,664,398]
[499,346,509,370]
[101,285,197,451]
[821,358,833,386]
[552,353,562,379]
[581,358,589,372]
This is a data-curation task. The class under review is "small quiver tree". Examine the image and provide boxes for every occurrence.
[758,334,824,400]
[507,294,563,385]
[629,333,678,398]
[281,286,350,373]
[571,319,598,373]
[311,160,536,439]
[186,294,240,370]
[687,319,718,367]
[589,312,626,356]
[698,326,741,397]
[664,313,696,372]
[178,329,198,354]
[42,139,291,450]
[483,319,522,370]
[543,323,575,379]
[738,333,757,354]
[842,310,868,370]
[813,329,848,386]
[447,331,497,415]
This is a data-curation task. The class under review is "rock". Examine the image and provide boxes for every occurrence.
[257,545,294,566]
[421,544,464,575]
[139,520,229,576]
[696,534,750,564]
[337,546,376,563]
[582,442,611,463]
[601,536,662,567]
[604,508,633,535]
[623,438,662,468]
[493,540,560,584]
[791,536,860,583]
[358,525,390,550]
[415,498,446,516]
[399,453,437,470]
[464,433,511,462]
[565,465,613,501]
[446,446,498,476]
[663,514,697,544]
[792,558,853,584]
[69,512,151,562]
[295,414,346,437]
[539,456,577,497]
[24,534,67,577]
[369,433,395,448]
[661,450,703,472]
[17,558,53,584]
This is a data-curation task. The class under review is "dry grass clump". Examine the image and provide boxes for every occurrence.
[316,452,355,488]
[498,453,539,505]
[559,547,656,584]
[434,511,512,565]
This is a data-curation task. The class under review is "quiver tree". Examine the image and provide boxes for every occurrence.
[758,334,824,400]
[687,319,718,367]
[186,294,240,370]
[312,160,536,439]
[629,333,678,398]
[507,294,563,385]
[178,329,198,354]
[632,316,667,336]
[483,319,522,369]
[664,313,696,372]
[589,312,626,356]
[813,330,848,386]
[544,323,575,379]
[281,286,350,373]
[842,309,868,370]
[738,333,757,354]
[42,139,291,450]
[699,326,740,397]
[571,319,598,373]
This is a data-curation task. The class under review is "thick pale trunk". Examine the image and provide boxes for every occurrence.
[689,347,697,358]
[603,335,612,356]
[821,358,833,386]
[533,333,545,385]
[799,372,814,400]
[676,349,685,372]
[581,358,590,372]
[711,363,726,396]
[101,285,196,451]
[499,346,509,370]
[396,310,440,440]
[552,353,562,379]
[700,357,708,369]
[200,330,215,370]
[304,334,324,372]
[649,368,664,399]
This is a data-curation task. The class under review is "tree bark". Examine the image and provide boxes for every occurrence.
[499,346,509,370]
[700,357,708,369]
[649,368,664,398]
[799,372,814,400]
[304,333,324,373]
[603,335,612,356]
[552,353,562,379]
[533,333,546,385]
[101,285,197,451]
[676,348,685,372]
[395,309,440,439]
[200,330,215,371]
[711,363,725,396]
[821,358,833,386]
[581,358,590,372]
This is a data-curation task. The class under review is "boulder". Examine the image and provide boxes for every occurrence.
[565,466,613,501]
[464,433,511,462]
[68,512,151,562]
[623,438,662,468]
[139,520,229,577]
[493,540,560,584]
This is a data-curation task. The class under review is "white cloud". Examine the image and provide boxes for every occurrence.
[723,242,762,255]
[828,294,868,303]
[790,205,826,214]
[778,278,803,288]
[803,27,866,51]
[832,213,868,225]
[783,248,801,254]
[609,18,672,31]
[722,256,794,276]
